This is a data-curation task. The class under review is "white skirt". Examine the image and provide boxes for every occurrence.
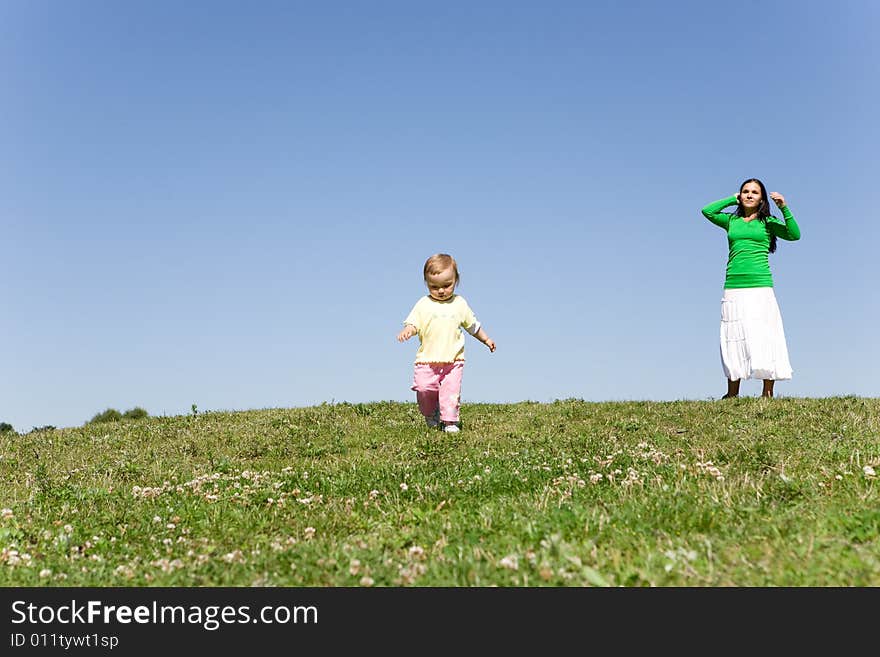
[719,287,792,381]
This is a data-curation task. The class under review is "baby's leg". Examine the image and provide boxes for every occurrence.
[438,362,464,424]
[412,364,440,418]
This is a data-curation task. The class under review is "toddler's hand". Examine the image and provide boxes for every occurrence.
[485,338,496,353]
[397,328,414,342]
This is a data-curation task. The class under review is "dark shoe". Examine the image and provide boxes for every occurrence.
[425,410,440,428]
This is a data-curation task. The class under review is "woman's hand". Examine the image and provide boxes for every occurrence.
[769,192,786,208]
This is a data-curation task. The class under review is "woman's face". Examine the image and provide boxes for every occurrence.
[739,181,763,212]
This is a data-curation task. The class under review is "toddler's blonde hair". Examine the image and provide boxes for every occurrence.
[423,253,459,285]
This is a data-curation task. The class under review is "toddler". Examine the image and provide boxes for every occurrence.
[397,253,495,432]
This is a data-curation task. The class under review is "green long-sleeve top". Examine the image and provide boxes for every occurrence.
[701,195,801,288]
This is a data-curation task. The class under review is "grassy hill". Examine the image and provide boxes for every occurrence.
[1,397,878,586]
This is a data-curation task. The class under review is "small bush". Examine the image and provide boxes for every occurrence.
[89,408,123,424]
[0,422,15,434]
[28,425,55,433]
[122,407,149,420]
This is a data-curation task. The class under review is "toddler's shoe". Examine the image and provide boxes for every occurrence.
[425,410,440,428]
[442,422,460,433]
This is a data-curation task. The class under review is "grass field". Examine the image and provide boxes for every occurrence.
[1,397,878,586]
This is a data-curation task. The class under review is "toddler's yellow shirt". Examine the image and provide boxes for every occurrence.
[403,295,479,363]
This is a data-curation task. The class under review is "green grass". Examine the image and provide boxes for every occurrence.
[1,397,878,586]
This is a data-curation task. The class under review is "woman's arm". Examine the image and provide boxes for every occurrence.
[769,205,801,241]
[701,195,738,229]
[768,192,801,241]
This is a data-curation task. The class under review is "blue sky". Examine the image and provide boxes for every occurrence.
[2,1,877,432]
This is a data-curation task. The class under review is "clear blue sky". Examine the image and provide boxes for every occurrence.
[2,1,878,432]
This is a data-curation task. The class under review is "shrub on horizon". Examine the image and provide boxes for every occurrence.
[88,408,123,424]
[28,425,55,433]
[122,407,149,420]
[0,422,14,433]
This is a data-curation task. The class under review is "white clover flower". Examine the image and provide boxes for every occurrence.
[399,482,408,491]
[114,565,134,579]
[499,555,519,571]
[864,465,876,477]
[222,550,244,563]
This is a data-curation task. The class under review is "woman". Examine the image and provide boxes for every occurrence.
[701,178,801,398]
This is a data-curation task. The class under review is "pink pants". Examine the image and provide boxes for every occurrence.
[411,362,464,423]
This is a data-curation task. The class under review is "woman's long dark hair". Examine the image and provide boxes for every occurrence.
[735,178,777,253]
